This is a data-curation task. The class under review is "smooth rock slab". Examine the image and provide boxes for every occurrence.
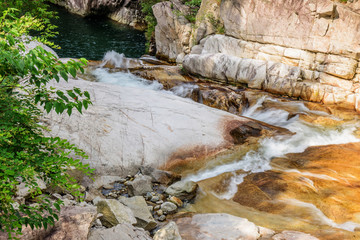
[175,213,266,240]
[45,78,270,175]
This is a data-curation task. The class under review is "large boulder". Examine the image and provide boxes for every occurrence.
[118,196,157,230]
[96,199,137,228]
[44,78,279,175]
[3,206,97,240]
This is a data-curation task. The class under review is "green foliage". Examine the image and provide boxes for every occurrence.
[0,0,58,47]
[0,9,93,238]
[207,13,224,34]
[184,0,202,23]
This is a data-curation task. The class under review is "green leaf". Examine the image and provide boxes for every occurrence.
[69,67,76,78]
[60,71,68,81]
[45,102,53,113]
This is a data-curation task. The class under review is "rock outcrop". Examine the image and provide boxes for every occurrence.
[44,78,279,175]
[152,0,360,111]
[152,0,193,62]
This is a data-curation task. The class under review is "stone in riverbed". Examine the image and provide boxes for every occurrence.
[118,196,157,231]
[175,213,267,240]
[161,202,178,214]
[88,223,152,240]
[96,199,136,228]
[165,181,198,201]
[153,221,182,240]
[140,166,182,186]
[128,174,153,196]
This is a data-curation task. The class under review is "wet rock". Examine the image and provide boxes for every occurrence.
[96,199,136,228]
[169,196,183,207]
[156,210,163,216]
[140,166,182,186]
[272,230,319,240]
[151,195,161,203]
[119,196,157,231]
[165,181,198,201]
[88,223,152,240]
[153,221,182,240]
[158,215,166,222]
[175,213,263,240]
[161,202,177,214]
[128,175,153,196]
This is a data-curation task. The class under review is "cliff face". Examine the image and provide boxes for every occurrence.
[55,0,146,30]
[153,0,360,112]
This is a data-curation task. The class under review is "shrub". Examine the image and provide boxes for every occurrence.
[0,9,93,238]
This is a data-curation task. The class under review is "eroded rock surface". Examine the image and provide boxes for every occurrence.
[44,78,277,175]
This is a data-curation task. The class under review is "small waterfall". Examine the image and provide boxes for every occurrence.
[100,50,130,69]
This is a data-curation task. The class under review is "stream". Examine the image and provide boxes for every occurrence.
[89,53,360,238]
[52,7,360,239]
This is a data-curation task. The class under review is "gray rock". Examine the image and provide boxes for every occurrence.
[16,178,47,199]
[272,231,319,240]
[88,223,152,240]
[154,221,182,240]
[158,215,166,222]
[161,202,177,214]
[96,199,137,228]
[11,205,97,240]
[140,166,181,186]
[165,181,198,201]
[119,196,157,231]
[45,78,272,175]
[151,195,161,203]
[175,213,262,240]
[128,175,153,196]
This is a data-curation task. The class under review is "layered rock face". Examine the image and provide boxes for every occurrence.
[54,0,146,30]
[153,0,360,111]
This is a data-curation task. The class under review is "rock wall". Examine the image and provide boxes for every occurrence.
[54,0,146,30]
[152,0,193,62]
[153,0,360,111]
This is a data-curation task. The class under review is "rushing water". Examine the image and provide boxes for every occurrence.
[88,51,360,237]
[49,5,146,59]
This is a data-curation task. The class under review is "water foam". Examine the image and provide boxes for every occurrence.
[92,68,164,91]
[100,50,130,68]
[185,96,360,199]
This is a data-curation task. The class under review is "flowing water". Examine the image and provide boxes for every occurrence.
[86,52,360,238]
[47,2,360,230]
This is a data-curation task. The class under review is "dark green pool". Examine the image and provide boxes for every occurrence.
[50,5,146,60]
